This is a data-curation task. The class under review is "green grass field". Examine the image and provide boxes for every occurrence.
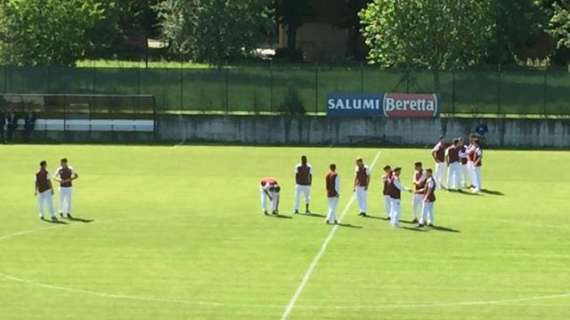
[1,145,569,319]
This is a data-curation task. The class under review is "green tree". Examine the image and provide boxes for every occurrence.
[0,0,105,66]
[360,0,495,71]
[487,0,547,64]
[157,0,273,65]
[548,1,570,51]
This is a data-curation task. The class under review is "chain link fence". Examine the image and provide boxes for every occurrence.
[1,64,569,116]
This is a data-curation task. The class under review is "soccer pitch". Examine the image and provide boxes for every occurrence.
[1,145,569,320]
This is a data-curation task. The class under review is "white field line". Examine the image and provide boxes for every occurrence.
[1,189,569,312]
[280,150,382,320]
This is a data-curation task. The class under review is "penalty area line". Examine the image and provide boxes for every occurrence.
[280,150,382,320]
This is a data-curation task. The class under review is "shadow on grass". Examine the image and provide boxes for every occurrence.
[302,213,326,218]
[401,226,427,232]
[481,189,505,196]
[67,216,94,223]
[457,190,483,196]
[430,225,460,233]
[41,218,67,225]
[362,215,388,221]
[337,223,363,229]
[271,214,293,219]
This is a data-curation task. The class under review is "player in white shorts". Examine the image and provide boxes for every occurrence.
[293,155,312,214]
[53,158,79,218]
[411,162,426,223]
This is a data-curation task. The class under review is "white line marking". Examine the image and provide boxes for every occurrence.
[280,150,382,320]
[1,197,569,312]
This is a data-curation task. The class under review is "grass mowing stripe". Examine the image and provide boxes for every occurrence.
[280,150,382,320]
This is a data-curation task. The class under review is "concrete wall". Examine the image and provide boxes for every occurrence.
[157,115,570,148]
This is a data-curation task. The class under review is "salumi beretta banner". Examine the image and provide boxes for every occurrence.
[327,92,439,118]
[326,93,384,117]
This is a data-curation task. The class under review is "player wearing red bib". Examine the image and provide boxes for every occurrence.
[293,155,312,214]
[446,138,461,191]
[431,136,446,189]
[417,169,437,227]
[411,162,426,223]
[353,157,370,217]
[53,158,79,218]
[381,165,392,219]
[325,164,340,224]
[35,161,57,221]
[260,177,280,215]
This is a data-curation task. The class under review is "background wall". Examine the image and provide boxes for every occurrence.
[157,115,570,148]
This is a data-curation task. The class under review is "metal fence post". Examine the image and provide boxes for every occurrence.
[180,60,184,112]
[315,64,319,114]
[269,61,273,113]
[46,65,51,94]
[360,62,364,93]
[224,66,229,114]
[497,64,502,115]
[543,69,548,117]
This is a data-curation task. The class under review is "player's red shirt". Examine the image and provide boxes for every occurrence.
[260,177,278,188]
[355,166,369,187]
[433,142,446,162]
[325,172,338,197]
[424,177,436,202]
[382,171,392,196]
[295,164,311,186]
[56,166,74,187]
[388,174,401,199]
[36,169,51,193]
[414,170,426,193]
[447,145,460,163]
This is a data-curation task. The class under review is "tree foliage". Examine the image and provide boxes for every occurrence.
[548,1,570,50]
[359,0,495,70]
[275,0,313,51]
[0,0,105,66]
[157,0,273,65]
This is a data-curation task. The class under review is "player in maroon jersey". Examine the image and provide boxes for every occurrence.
[53,158,79,218]
[325,164,340,224]
[411,162,426,223]
[458,137,470,188]
[467,139,483,193]
[35,160,57,221]
[353,157,371,217]
[445,138,461,191]
[417,169,437,227]
[431,136,446,189]
[381,165,392,219]
[293,155,312,214]
[260,177,280,215]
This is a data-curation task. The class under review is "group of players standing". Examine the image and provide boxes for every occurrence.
[34,158,79,221]
[259,134,483,228]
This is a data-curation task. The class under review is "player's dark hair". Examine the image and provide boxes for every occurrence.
[330,163,336,170]
[453,138,460,145]
[383,165,391,170]
[426,169,433,173]
[414,162,422,167]
[61,158,68,163]
[394,167,402,172]
[40,160,46,167]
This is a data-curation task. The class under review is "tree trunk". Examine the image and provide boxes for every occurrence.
[287,24,297,50]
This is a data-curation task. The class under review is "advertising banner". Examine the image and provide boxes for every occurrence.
[383,93,439,118]
[326,93,384,117]
[327,92,439,118]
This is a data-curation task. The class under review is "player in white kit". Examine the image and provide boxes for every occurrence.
[293,155,312,214]
[35,160,57,221]
[411,162,426,223]
[431,136,446,189]
[325,164,340,224]
[353,157,370,217]
[53,158,79,218]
